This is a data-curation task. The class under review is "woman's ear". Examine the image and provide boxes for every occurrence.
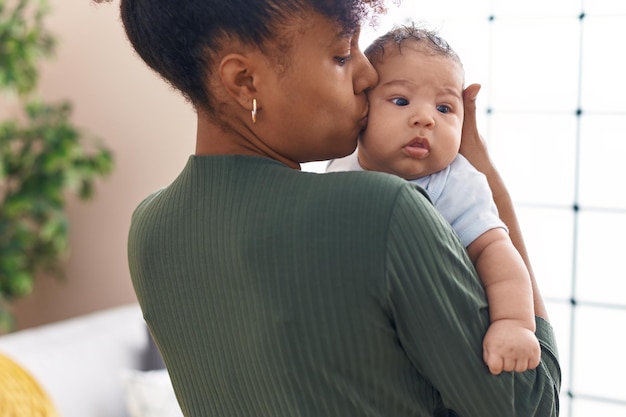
[219,53,259,111]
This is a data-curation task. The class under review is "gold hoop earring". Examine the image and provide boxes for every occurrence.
[251,98,257,124]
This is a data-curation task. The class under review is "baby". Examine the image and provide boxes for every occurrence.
[327,23,541,375]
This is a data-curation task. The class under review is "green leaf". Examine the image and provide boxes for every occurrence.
[0,0,114,329]
[6,271,34,297]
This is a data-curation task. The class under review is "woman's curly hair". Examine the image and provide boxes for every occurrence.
[93,0,387,113]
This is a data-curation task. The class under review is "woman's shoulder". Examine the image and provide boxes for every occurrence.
[315,169,411,194]
[308,170,434,217]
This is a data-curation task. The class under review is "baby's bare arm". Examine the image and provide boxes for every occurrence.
[467,229,534,327]
[467,228,540,374]
[461,83,549,320]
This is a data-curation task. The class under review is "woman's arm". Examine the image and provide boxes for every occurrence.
[460,84,549,320]
[388,185,560,416]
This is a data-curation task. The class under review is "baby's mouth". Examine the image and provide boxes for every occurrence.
[403,137,430,158]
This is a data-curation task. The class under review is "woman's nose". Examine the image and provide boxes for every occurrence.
[353,50,378,94]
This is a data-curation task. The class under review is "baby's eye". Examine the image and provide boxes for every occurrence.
[391,98,409,106]
[437,104,451,114]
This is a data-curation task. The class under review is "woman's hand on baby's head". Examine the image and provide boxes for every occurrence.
[460,83,496,174]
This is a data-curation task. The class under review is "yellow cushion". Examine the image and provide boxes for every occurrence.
[0,352,59,417]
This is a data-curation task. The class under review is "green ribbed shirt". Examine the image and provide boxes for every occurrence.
[128,155,560,417]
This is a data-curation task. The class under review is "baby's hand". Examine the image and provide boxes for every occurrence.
[482,319,541,375]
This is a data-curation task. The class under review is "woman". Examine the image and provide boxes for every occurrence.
[99,0,560,415]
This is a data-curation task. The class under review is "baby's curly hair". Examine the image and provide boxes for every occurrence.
[365,22,462,67]
[93,0,387,113]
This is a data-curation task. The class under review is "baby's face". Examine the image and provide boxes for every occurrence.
[358,43,465,180]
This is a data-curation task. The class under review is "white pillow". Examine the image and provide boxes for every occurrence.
[121,369,184,417]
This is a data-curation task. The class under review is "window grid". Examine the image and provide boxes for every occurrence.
[483,7,626,416]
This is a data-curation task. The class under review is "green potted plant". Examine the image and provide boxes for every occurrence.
[0,0,114,332]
